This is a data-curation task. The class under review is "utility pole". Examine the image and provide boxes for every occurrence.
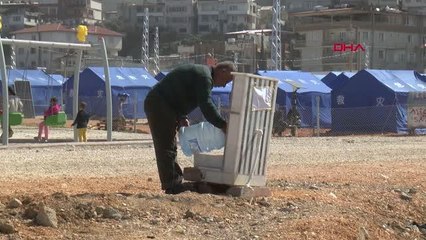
[153,26,160,75]
[271,0,282,70]
[141,8,149,70]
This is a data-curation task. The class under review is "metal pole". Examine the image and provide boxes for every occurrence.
[316,95,320,137]
[0,38,92,50]
[133,93,137,133]
[101,37,113,141]
[0,37,9,145]
[73,50,83,142]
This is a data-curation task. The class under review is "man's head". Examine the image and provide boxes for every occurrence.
[212,61,236,87]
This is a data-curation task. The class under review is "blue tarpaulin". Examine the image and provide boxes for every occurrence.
[332,69,426,133]
[1,69,62,115]
[63,67,157,119]
[257,70,332,128]
[154,71,169,81]
[321,72,356,90]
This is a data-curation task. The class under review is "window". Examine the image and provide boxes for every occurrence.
[339,32,346,40]
[379,50,384,60]
[30,48,36,54]
[362,32,368,41]
[201,15,209,22]
[13,16,21,22]
[32,35,36,40]
[379,33,384,41]
[18,48,24,54]
[230,5,238,11]
[199,25,209,32]
[231,16,237,22]
[408,35,412,43]
[409,53,415,62]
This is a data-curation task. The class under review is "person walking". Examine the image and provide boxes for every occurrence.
[71,102,91,142]
[144,62,235,194]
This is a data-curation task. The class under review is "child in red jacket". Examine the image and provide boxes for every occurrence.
[34,97,61,142]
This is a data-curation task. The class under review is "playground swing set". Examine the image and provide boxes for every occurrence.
[1,27,115,146]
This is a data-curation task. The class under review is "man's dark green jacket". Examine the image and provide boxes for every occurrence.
[150,64,226,128]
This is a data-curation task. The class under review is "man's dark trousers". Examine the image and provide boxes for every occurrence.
[144,90,183,190]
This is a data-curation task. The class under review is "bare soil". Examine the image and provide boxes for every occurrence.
[0,123,425,239]
[0,158,425,239]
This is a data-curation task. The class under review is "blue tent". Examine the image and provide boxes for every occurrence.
[49,74,65,84]
[332,69,426,133]
[154,71,169,81]
[188,82,233,123]
[1,69,62,115]
[63,67,157,119]
[257,70,332,128]
[313,74,327,81]
[322,72,355,90]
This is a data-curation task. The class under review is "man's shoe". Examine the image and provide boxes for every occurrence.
[165,182,197,195]
[165,184,187,195]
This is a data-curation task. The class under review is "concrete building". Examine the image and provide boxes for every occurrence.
[165,0,197,34]
[289,8,425,72]
[285,0,401,12]
[118,1,167,29]
[402,0,426,14]
[197,0,258,34]
[58,0,103,25]
[12,23,123,73]
[34,0,60,23]
[0,2,40,35]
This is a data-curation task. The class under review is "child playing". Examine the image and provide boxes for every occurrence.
[71,102,90,142]
[34,97,61,142]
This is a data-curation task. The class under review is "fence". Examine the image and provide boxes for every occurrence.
[187,103,426,136]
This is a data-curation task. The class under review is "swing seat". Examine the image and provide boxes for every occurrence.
[0,112,24,126]
[45,112,67,126]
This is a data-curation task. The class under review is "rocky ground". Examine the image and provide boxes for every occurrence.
[0,126,425,239]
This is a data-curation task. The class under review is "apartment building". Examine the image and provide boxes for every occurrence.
[11,23,122,73]
[0,2,40,34]
[197,0,258,34]
[289,8,425,72]
[165,0,197,34]
[118,1,167,29]
[58,0,103,25]
[402,0,426,14]
[285,0,400,12]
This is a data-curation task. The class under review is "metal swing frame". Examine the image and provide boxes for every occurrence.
[1,38,113,146]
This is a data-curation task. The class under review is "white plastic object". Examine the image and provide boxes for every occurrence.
[178,121,225,157]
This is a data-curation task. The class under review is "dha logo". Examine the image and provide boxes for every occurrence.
[333,43,365,52]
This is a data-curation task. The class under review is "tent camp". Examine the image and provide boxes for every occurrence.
[63,67,157,119]
[1,69,62,116]
[332,69,426,133]
[257,70,332,128]
[321,72,355,90]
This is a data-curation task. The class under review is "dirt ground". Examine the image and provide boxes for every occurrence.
[0,122,425,239]
[0,160,425,240]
